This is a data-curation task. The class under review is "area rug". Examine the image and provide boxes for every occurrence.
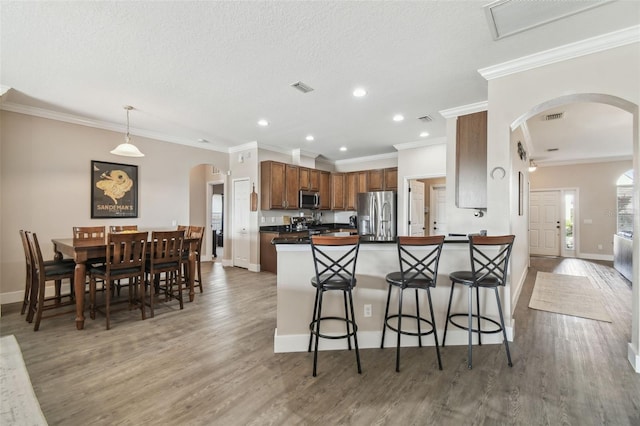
[0,335,48,425]
[528,272,612,322]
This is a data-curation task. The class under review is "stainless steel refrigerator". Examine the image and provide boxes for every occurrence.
[357,191,397,240]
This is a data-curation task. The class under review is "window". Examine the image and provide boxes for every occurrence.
[616,170,634,235]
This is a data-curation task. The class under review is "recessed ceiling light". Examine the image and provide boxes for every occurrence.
[353,87,367,97]
[258,119,269,127]
[393,114,404,122]
[197,138,209,143]
[306,135,314,141]
[340,147,347,152]
[419,132,429,138]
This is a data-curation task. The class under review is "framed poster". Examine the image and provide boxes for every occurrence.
[91,160,138,218]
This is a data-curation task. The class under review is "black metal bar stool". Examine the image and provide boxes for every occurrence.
[442,235,515,369]
[381,235,445,372]
[308,235,361,377]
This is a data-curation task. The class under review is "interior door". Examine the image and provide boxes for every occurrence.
[409,180,425,236]
[232,179,250,269]
[530,190,561,256]
[430,184,447,236]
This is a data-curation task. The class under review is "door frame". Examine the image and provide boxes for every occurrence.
[401,173,446,236]
[529,187,579,258]
[429,183,447,236]
[206,179,226,261]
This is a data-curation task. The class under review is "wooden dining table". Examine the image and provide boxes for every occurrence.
[52,236,198,330]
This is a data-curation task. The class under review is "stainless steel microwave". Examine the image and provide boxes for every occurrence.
[299,190,320,209]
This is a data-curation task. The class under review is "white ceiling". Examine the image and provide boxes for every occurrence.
[1,1,638,163]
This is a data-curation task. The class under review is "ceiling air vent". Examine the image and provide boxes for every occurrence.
[544,112,564,121]
[546,148,559,152]
[417,115,433,122]
[290,81,314,94]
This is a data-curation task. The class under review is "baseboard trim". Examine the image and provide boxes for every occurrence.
[578,253,614,261]
[628,342,640,373]
[273,327,513,353]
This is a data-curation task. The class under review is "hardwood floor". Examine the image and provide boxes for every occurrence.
[1,258,639,425]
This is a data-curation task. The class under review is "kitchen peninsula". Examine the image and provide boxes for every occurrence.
[273,236,511,353]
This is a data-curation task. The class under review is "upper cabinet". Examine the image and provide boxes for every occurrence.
[261,161,299,210]
[318,171,331,210]
[331,173,347,210]
[367,167,397,191]
[299,167,320,191]
[456,111,487,209]
[346,171,368,210]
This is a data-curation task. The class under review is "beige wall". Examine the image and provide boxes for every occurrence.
[487,42,639,369]
[530,160,632,257]
[0,110,230,300]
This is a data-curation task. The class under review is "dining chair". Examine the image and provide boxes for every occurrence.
[146,230,185,318]
[26,232,77,331]
[442,235,515,369]
[73,226,106,243]
[308,235,361,377]
[19,230,73,317]
[89,231,148,329]
[187,225,205,293]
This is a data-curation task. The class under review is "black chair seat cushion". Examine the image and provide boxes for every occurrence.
[311,275,356,290]
[89,265,144,278]
[43,262,76,277]
[385,271,435,289]
[145,260,180,270]
[449,270,501,287]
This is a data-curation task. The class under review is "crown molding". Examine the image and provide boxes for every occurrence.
[1,101,232,153]
[228,141,258,153]
[394,137,447,151]
[334,151,398,166]
[0,85,11,96]
[439,101,488,119]
[536,155,633,168]
[479,25,640,81]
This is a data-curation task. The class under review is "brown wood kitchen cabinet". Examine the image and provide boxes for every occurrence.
[367,167,397,191]
[346,171,368,210]
[331,172,346,210]
[318,171,331,210]
[299,167,320,191]
[260,161,299,210]
[456,111,487,209]
[260,231,307,273]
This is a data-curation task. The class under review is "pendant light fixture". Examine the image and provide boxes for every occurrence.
[528,160,537,172]
[111,105,144,157]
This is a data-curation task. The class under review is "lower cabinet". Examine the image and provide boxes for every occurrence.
[260,232,307,274]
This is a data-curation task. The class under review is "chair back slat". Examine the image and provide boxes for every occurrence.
[150,230,184,263]
[469,235,515,286]
[311,235,360,286]
[106,231,148,273]
[396,235,445,285]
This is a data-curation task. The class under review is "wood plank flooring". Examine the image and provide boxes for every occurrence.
[1,258,639,425]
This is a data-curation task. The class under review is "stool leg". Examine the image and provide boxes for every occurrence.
[380,285,392,348]
[396,288,403,372]
[347,288,362,374]
[442,281,456,347]
[476,286,482,346]
[343,292,352,351]
[313,289,325,377]
[426,288,442,370]
[467,285,473,369]
[495,287,513,367]
[308,287,320,352]
[415,289,422,348]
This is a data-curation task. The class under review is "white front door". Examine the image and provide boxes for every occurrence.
[430,184,447,236]
[409,180,425,236]
[232,179,250,269]
[530,190,561,256]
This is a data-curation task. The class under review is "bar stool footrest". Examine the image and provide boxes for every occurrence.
[310,316,358,340]
[447,313,503,334]
[384,314,435,337]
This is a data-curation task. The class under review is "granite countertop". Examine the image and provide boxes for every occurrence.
[260,223,355,234]
[271,235,470,245]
